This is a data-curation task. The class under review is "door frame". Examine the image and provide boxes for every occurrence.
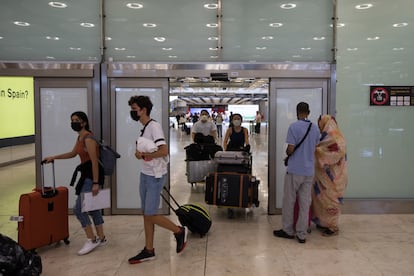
[267,78,331,215]
[107,78,170,215]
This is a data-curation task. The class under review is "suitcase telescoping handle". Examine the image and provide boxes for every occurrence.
[160,186,181,212]
[40,160,57,197]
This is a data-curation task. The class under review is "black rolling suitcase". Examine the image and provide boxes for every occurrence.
[205,172,259,208]
[161,187,211,237]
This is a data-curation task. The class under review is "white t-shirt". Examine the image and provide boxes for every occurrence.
[191,120,217,136]
[139,120,167,176]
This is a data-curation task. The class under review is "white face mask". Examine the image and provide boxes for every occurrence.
[233,120,241,127]
[201,115,208,122]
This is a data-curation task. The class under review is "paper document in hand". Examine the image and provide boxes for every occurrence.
[81,188,111,212]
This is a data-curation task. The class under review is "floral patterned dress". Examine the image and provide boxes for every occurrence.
[312,115,348,234]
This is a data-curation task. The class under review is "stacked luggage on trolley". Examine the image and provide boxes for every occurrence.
[184,134,222,186]
[205,149,260,218]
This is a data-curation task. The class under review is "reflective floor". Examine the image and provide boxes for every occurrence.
[1,125,414,275]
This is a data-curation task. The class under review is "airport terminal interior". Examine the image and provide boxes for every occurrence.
[1,126,414,276]
[1,0,414,275]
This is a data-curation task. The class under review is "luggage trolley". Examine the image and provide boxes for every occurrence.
[205,150,260,218]
[184,141,222,186]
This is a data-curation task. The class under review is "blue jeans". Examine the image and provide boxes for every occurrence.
[140,173,166,215]
[73,178,104,228]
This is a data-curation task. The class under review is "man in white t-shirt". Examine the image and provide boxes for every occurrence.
[191,109,217,142]
[128,95,188,264]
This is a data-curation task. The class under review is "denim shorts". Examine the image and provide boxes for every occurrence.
[139,173,166,215]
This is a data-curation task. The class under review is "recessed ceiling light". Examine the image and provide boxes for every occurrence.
[88,57,97,60]
[0,36,3,39]
[126,3,143,9]
[280,3,297,9]
[14,21,30,27]
[210,56,218,58]
[301,47,311,50]
[208,37,218,41]
[115,47,126,51]
[256,47,267,50]
[69,47,81,51]
[393,48,404,51]
[127,55,136,58]
[347,48,358,51]
[355,3,373,10]
[168,55,177,58]
[209,47,218,51]
[80,23,95,28]
[393,23,408,28]
[292,55,301,58]
[366,36,380,40]
[105,37,112,41]
[269,23,283,28]
[162,48,172,51]
[204,3,218,9]
[313,37,325,40]
[46,36,60,40]
[143,23,157,28]
[48,2,67,8]
[262,36,274,40]
[154,37,166,42]
[206,23,218,28]
[46,56,55,59]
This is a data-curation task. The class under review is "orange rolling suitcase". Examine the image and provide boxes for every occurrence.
[18,161,70,251]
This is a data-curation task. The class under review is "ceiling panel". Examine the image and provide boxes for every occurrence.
[0,0,334,62]
[0,0,412,70]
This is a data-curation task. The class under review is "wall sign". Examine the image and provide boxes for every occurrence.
[0,77,34,139]
[370,86,414,106]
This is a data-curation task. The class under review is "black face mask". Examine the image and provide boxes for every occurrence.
[130,110,140,121]
[71,122,82,132]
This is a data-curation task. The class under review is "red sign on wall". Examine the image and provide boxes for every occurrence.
[370,86,414,106]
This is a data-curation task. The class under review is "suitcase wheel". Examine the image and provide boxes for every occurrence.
[64,237,70,245]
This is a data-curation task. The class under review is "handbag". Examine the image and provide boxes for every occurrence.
[284,122,312,166]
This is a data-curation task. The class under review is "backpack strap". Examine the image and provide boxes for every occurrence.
[140,119,155,137]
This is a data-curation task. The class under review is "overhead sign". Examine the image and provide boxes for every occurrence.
[0,77,34,139]
[370,86,414,106]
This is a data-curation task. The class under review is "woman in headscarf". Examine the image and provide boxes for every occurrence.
[312,114,348,236]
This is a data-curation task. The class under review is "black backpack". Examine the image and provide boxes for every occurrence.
[0,233,42,276]
[87,136,121,175]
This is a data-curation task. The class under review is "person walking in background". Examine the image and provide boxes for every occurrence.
[191,109,217,142]
[273,102,320,244]
[312,114,348,236]
[255,110,262,134]
[223,113,250,151]
[215,112,224,138]
[43,111,107,255]
[128,95,187,264]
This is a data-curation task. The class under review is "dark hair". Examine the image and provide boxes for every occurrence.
[200,109,209,116]
[71,111,90,131]
[296,102,310,114]
[232,113,243,121]
[128,95,153,115]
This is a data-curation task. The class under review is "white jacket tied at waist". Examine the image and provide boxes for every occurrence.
[136,136,169,178]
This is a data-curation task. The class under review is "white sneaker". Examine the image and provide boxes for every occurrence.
[97,236,107,247]
[77,239,100,255]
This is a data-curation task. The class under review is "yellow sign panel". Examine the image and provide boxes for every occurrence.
[0,77,35,139]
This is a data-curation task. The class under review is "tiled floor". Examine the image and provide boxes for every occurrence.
[1,125,414,275]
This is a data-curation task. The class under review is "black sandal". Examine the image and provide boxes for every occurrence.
[322,228,338,236]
